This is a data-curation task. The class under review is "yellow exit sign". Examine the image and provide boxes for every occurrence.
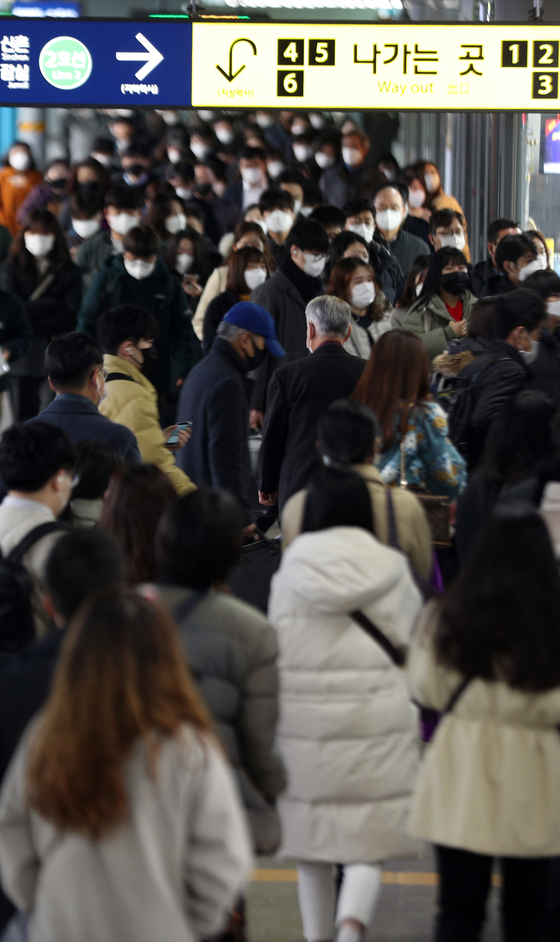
[192,23,560,110]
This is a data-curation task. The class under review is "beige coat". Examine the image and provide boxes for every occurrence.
[0,499,64,636]
[407,604,560,857]
[0,724,253,942]
[100,354,195,495]
[281,464,432,580]
[192,265,228,340]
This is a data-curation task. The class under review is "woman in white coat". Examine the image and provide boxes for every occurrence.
[0,589,252,942]
[407,506,560,942]
[269,464,423,942]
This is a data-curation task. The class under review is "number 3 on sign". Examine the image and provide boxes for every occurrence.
[533,71,559,99]
[277,69,304,97]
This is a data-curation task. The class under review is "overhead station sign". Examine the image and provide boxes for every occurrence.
[191,22,560,110]
[0,18,191,106]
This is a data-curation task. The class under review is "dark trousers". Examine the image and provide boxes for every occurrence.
[435,844,552,942]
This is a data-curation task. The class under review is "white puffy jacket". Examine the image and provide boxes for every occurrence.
[269,526,423,864]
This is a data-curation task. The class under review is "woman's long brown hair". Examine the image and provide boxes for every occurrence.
[27,589,212,839]
[351,329,431,448]
[327,257,384,322]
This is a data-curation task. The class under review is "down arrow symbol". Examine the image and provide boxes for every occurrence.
[216,38,257,83]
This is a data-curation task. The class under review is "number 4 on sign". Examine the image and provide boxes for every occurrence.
[284,42,299,62]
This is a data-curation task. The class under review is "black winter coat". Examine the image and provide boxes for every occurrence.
[77,255,202,396]
[176,337,252,511]
[0,258,82,377]
[526,326,560,406]
[259,341,366,510]
[0,289,33,390]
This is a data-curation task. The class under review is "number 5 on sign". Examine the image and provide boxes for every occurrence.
[277,69,304,96]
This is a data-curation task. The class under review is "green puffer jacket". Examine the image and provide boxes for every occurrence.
[402,290,478,361]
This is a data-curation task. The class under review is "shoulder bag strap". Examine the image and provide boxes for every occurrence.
[385,488,400,550]
[6,521,67,565]
[349,609,406,667]
[28,271,57,303]
[442,676,472,716]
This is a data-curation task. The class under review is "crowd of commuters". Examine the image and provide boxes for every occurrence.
[0,107,558,942]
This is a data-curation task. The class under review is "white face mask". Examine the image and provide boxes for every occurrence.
[293,144,312,163]
[267,160,284,179]
[265,209,293,234]
[167,148,181,164]
[24,233,54,257]
[124,258,156,280]
[291,124,306,136]
[309,113,325,130]
[439,232,466,252]
[198,110,215,122]
[191,142,210,161]
[424,172,439,193]
[92,152,112,168]
[408,189,425,209]
[175,252,194,275]
[300,206,313,218]
[72,218,101,240]
[9,151,31,172]
[519,340,539,365]
[547,299,560,318]
[213,181,226,198]
[215,127,234,145]
[96,378,108,404]
[376,209,403,233]
[415,282,424,297]
[301,252,326,278]
[519,257,547,281]
[315,151,335,170]
[175,186,192,201]
[244,267,267,290]
[351,281,375,309]
[348,222,374,244]
[293,199,302,216]
[342,147,362,168]
[256,113,273,129]
[165,213,187,235]
[241,166,263,186]
[109,212,140,236]
[157,110,179,126]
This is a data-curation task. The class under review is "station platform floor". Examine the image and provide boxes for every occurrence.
[247,852,501,942]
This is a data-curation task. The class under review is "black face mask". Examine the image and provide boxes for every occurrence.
[194,183,213,197]
[440,271,470,295]
[127,163,146,177]
[77,181,99,194]
[49,177,67,191]
[245,344,267,371]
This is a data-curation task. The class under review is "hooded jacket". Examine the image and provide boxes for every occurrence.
[99,354,195,496]
[269,526,422,863]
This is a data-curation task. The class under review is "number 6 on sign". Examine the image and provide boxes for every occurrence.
[277,69,304,96]
[532,71,559,99]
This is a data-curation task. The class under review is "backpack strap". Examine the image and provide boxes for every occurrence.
[6,521,68,565]
[174,589,208,622]
[349,609,406,667]
[104,372,138,384]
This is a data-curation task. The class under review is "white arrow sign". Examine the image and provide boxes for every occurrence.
[116,32,164,81]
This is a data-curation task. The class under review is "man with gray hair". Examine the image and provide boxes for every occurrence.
[258,296,366,512]
[177,301,285,515]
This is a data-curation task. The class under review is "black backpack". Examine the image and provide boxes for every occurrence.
[0,521,66,656]
[448,356,504,461]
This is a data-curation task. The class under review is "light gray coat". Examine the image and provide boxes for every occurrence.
[0,724,253,942]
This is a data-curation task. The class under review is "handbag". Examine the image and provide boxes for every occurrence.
[226,527,281,614]
[399,435,451,548]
